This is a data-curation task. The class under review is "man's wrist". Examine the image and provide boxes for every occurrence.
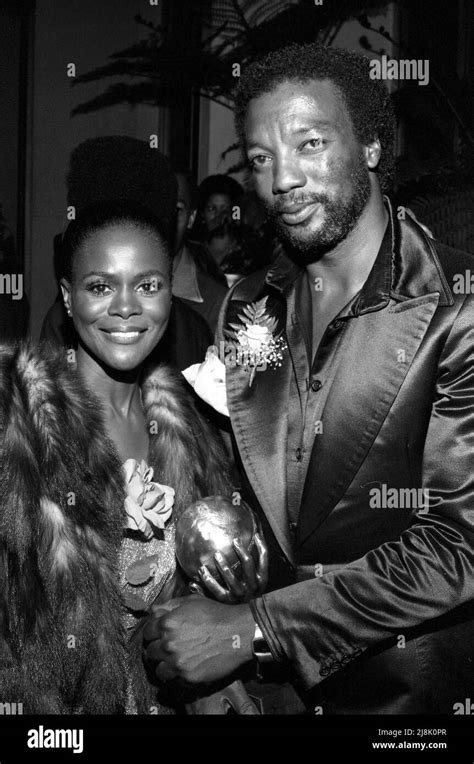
[233,603,256,663]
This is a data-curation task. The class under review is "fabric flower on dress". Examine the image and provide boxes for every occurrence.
[123,459,174,540]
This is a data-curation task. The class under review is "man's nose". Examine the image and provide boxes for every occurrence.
[272,158,305,195]
[108,287,142,318]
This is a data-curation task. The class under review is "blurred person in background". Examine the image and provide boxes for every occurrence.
[190,174,244,241]
[172,167,227,334]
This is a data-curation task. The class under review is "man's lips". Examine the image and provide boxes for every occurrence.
[278,201,320,225]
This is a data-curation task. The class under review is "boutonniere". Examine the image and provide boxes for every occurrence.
[224,296,287,386]
[182,296,287,416]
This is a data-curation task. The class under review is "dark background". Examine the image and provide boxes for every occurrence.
[1,0,473,339]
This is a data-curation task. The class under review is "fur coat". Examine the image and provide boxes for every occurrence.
[0,341,231,714]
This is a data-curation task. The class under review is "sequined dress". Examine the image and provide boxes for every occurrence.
[118,461,178,714]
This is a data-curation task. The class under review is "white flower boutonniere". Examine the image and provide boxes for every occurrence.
[182,296,287,416]
[225,296,287,386]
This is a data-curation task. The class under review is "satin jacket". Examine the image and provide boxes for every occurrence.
[216,199,474,714]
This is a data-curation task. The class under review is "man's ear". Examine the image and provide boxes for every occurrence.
[60,278,72,316]
[364,138,382,170]
[187,209,197,230]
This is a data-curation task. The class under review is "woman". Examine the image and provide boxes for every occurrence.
[0,200,261,714]
[193,174,243,239]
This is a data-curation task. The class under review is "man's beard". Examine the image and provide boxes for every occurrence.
[265,153,371,265]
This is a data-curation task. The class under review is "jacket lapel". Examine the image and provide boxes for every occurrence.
[296,291,440,550]
[295,202,453,550]
[226,312,295,566]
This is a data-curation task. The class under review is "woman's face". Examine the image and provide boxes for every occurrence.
[202,193,232,231]
[61,223,171,372]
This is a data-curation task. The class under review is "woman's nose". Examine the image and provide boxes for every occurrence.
[108,287,142,318]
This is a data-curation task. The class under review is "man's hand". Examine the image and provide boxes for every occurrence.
[143,595,255,684]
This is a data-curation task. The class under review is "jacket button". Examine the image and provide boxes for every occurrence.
[320,667,330,678]
[310,379,322,392]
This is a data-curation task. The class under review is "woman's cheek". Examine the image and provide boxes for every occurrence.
[148,291,172,326]
[73,296,105,325]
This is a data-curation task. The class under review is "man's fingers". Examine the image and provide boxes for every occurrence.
[143,600,181,643]
[155,660,178,682]
[143,615,164,643]
[150,597,183,615]
[144,637,172,664]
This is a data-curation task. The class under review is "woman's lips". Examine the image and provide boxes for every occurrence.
[101,329,146,345]
[278,201,320,225]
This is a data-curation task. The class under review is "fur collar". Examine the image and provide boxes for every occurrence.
[141,363,231,513]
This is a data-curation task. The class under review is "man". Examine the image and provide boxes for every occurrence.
[172,167,227,334]
[144,44,474,714]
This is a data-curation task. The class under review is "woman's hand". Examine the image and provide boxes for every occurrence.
[193,533,268,603]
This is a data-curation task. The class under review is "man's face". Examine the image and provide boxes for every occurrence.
[244,79,371,261]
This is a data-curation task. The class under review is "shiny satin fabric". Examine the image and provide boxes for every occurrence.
[216,199,474,713]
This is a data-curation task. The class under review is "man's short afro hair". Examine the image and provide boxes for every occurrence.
[234,43,395,193]
[66,136,177,243]
[197,174,244,211]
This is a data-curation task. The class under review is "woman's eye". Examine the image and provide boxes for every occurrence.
[138,280,163,294]
[86,283,111,296]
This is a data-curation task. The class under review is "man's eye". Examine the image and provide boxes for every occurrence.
[138,280,162,294]
[249,155,271,169]
[86,283,111,295]
[302,138,324,151]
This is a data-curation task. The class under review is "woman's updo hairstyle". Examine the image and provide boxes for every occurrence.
[57,136,178,284]
[60,199,172,283]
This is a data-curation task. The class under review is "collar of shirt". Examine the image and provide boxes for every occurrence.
[172,245,204,303]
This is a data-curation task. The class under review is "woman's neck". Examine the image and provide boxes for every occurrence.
[76,345,142,417]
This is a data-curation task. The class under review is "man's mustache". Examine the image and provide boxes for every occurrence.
[272,193,330,214]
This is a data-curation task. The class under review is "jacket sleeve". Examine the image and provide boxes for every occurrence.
[250,293,474,690]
